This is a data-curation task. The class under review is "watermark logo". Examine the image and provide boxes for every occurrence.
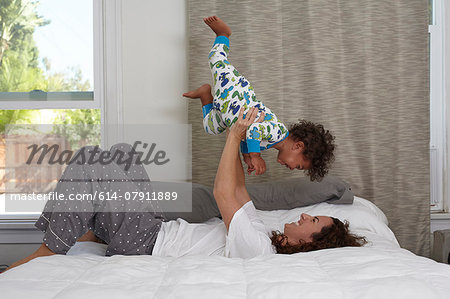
[3,124,192,213]
[26,141,170,171]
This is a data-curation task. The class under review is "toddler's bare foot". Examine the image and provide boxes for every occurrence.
[183,84,213,106]
[203,16,232,38]
[183,84,211,98]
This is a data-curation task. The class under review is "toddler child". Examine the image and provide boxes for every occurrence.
[184,16,335,179]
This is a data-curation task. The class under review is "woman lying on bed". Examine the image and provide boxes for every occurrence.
[6,107,365,271]
[211,107,366,256]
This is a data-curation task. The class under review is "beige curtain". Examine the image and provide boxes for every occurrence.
[187,0,430,256]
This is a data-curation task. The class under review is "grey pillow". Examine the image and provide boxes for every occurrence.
[163,183,220,223]
[163,176,353,223]
[246,176,353,211]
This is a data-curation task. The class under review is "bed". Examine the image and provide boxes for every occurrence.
[1,196,450,299]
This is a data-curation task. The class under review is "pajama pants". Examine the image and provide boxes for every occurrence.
[202,36,287,152]
[35,143,165,256]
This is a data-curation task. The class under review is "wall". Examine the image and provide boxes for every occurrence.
[120,0,189,182]
[121,0,188,125]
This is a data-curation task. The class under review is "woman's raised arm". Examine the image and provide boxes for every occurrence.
[213,107,259,230]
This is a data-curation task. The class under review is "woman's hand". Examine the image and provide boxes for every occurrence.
[229,107,265,140]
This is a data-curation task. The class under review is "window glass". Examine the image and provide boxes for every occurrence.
[0,109,101,215]
[0,0,93,93]
[0,1,100,216]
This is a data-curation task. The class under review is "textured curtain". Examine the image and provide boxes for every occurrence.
[187,1,429,256]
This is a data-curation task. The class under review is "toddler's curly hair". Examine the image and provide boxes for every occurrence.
[288,120,335,181]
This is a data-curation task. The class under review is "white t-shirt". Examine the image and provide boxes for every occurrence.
[152,201,275,258]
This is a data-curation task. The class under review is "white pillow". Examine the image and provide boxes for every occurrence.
[67,241,107,256]
[256,197,399,248]
[353,196,389,225]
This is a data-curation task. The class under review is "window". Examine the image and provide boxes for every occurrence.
[0,0,103,218]
[429,0,447,212]
[0,0,98,107]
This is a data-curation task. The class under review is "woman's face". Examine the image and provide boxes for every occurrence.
[283,213,334,244]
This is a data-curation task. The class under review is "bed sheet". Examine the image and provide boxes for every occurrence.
[1,244,450,299]
[2,197,449,298]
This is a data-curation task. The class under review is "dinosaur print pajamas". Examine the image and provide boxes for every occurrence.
[201,36,289,153]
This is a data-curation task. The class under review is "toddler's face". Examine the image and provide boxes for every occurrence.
[277,142,311,171]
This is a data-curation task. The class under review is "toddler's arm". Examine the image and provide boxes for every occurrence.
[249,153,266,175]
[239,111,268,175]
[242,153,255,174]
[245,120,287,153]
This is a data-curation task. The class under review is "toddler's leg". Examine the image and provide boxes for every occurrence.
[208,34,236,106]
[205,16,235,102]
[183,84,227,135]
[205,17,260,128]
[202,101,227,135]
[204,18,242,131]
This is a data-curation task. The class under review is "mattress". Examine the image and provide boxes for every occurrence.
[1,197,450,299]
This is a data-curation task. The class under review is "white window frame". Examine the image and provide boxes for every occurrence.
[0,0,124,223]
[430,0,450,214]
[444,0,450,213]
[101,0,124,148]
[430,0,445,211]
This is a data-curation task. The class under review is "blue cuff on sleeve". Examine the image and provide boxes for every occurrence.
[214,36,230,47]
[266,131,289,150]
[246,139,261,153]
[240,141,249,154]
[202,103,213,118]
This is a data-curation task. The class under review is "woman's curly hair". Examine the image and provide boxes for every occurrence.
[270,217,367,254]
[288,120,335,181]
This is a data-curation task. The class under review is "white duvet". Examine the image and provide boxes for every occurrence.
[1,197,450,299]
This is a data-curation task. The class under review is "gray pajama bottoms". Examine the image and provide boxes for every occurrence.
[35,143,165,256]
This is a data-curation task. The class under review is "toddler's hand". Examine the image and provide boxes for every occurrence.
[249,153,266,175]
[242,153,255,174]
